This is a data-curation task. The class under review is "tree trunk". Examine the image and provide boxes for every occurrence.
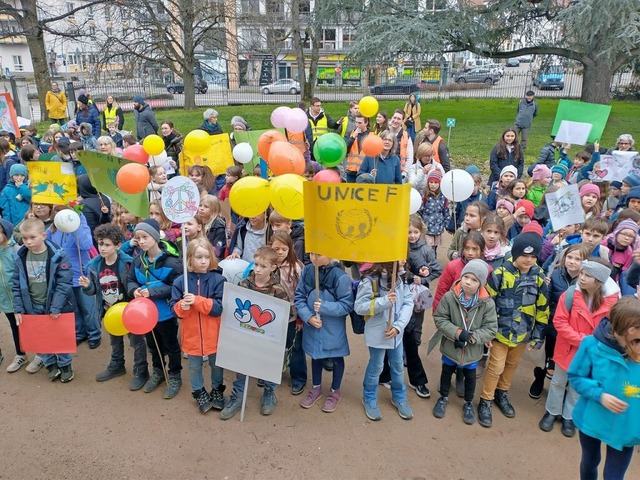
[181,1,196,110]
[291,0,307,100]
[304,26,320,102]
[23,2,52,121]
[580,60,614,105]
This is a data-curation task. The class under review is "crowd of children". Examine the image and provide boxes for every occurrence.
[0,111,639,478]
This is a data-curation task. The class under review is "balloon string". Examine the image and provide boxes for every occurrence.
[75,231,83,274]
[151,330,170,385]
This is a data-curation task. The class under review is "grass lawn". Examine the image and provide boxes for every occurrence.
[47,99,640,172]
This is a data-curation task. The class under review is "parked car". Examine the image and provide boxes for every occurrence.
[533,64,565,90]
[261,79,300,94]
[369,78,421,95]
[454,67,500,85]
[518,55,533,63]
[506,58,520,67]
[485,63,505,77]
[166,79,208,94]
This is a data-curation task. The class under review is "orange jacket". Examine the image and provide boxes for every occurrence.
[174,296,221,356]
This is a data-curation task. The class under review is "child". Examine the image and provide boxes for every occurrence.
[181,214,205,246]
[218,165,242,203]
[568,297,640,478]
[495,198,515,230]
[540,223,581,265]
[220,247,289,419]
[12,218,75,381]
[481,214,510,270]
[188,165,216,195]
[294,252,352,411]
[448,201,489,260]
[198,195,227,260]
[303,162,317,181]
[540,258,619,437]
[432,259,498,424]
[126,219,183,399]
[450,173,486,232]
[506,178,527,204]
[603,180,622,217]
[526,164,551,206]
[149,199,181,243]
[487,166,517,211]
[122,134,136,149]
[567,151,590,184]
[606,219,637,282]
[550,164,569,188]
[147,165,168,202]
[112,202,141,241]
[508,199,535,240]
[107,124,123,149]
[622,185,640,214]
[79,224,148,390]
[12,202,54,245]
[0,164,31,224]
[420,169,449,253]
[228,211,270,262]
[580,183,601,219]
[478,230,549,428]
[269,211,308,265]
[171,238,226,413]
[356,262,414,421]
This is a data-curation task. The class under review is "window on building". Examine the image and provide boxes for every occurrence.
[322,29,336,50]
[266,0,284,13]
[104,6,111,21]
[299,0,310,13]
[106,26,113,37]
[66,2,74,17]
[241,0,259,13]
[87,5,94,18]
[12,55,23,71]
[267,29,286,50]
[89,25,96,37]
[343,30,356,48]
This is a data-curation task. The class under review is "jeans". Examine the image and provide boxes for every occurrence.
[232,373,276,397]
[515,125,531,151]
[379,321,428,386]
[286,322,307,388]
[311,357,345,390]
[363,344,407,405]
[109,333,148,377]
[73,287,101,342]
[188,354,224,392]
[5,312,25,355]
[481,341,527,400]
[545,365,578,419]
[145,318,182,375]
[579,431,634,480]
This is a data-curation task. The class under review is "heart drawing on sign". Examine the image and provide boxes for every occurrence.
[595,168,608,179]
[249,304,275,328]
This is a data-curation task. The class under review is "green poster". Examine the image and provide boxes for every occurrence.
[342,68,360,80]
[317,67,335,80]
[233,128,287,174]
[551,100,612,143]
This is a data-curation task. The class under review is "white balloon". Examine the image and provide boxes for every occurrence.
[233,143,254,164]
[54,210,81,233]
[218,258,251,285]
[409,188,423,214]
[148,150,168,167]
[441,169,474,202]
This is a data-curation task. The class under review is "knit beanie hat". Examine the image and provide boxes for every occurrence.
[516,199,535,219]
[427,169,443,183]
[613,219,639,238]
[0,218,14,239]
[77,94,89,106]
[496,198,515,214]
[466,165,481,175]
[551,164,568,179]
[511,231,543,260]
[610,181,622,190]
[579,183,600,198]
[460,259,490,288]
[580,259,611,284]
[133,95,145,104]
[623,173,640,188]
[231,115,249,131]
[500,165,518,179]
[9,163,27,177]
[522,221,543,237]
[626,186,640,202]
[134,218,161,243]
[532,164,551,181]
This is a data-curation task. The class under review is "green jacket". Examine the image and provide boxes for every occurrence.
[433,281,498,366]
[525,184,546,207]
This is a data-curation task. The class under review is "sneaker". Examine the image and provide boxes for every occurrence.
[379,381,391,390]
[561,418,576,438]
[462,402,476,425]
[129,374,149,391]
[321,389,341,413]
[142,369,165,393]
[88,339,101,349]
[220,394,242,420]
[477,398,492,428]
[26,355,44,374]
[391,399,413,420]
[529,366,546,399]
[323,358,334,372]
[47,364,61,382]
[455,371,464,398]
[291,383,305,396]
[182,352,188,359]
[494,389,516,418]
[260,388,278,416]
[362,399,382,421]
[300,386,323,409]
[210,385,226,410]
[432,396,448,419]
[256,378,265,388]
[6,354,27,373]
[192,388,213,414]
[59,365,74,383]
[163,374,182,399]
[409,383,431,398]
[95,365,126,382]
[539,411,559,432]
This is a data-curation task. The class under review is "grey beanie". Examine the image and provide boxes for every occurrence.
[580,260,611,284]
[460,259,490,288]
[134,218,161,243]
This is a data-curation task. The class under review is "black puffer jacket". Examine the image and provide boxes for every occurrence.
[78,174,111,246]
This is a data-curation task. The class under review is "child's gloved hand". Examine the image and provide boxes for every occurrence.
[454,339,467,349]
[458,330,471,343]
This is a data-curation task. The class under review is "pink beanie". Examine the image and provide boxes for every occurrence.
[531,164,551,181]
[496,198,515,214]
[579,183,600,198]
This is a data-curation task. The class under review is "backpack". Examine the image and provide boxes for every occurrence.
[349,277,378,334]
[564,285,576,312]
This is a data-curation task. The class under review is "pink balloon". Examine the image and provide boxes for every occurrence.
[122,145,149,164]
[284,108,309,134]
[122,297,158,335]
[270,106,291,129]
[313,169,341,183]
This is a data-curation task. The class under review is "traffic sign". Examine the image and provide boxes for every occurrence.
[446,118,456,127]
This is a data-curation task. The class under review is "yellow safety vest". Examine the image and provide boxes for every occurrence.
[309,115,329,142]
[103,105,119,128]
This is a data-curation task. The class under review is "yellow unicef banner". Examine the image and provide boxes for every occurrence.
[180,134,234,176]
[303,182,410,262]
[27,161,77,205]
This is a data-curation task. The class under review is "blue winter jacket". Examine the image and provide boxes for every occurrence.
[47,214,93,287]
[569,319,640,450]
[0,242,15,312]
[421,193,449,236]
[82,250,133,319]
[75,105,102,139]
[358,154,403,184]
[0,182,31,224]
[169,270,225,317]
[547,266,577,323]
[294,262,353,359]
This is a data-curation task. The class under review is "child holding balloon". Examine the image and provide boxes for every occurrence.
[79,224,149,390]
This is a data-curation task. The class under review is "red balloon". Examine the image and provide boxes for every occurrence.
[122,298,158,335]
[267,141,305,176]
[257,130,287,160]
[116,163,150,194]
[362,135,384,157]
[313,169,341,183]
[123,144,149,164]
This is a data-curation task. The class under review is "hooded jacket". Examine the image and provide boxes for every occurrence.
[407,237,442,286]
[133,103,159,140]
[0,180,31,224]
[0,240,15,313]
[47,214,93,287]
[569,319,640,450]
[75,105,101,139]
[290,221,310,265]
[82,250,133,319]
[77,175,111,240]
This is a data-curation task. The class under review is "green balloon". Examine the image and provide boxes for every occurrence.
[315,133,347,168]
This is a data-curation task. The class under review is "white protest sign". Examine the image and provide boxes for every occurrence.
[545,183,585,231]
[554,120,592,146]
[161,176,200,223]
[216,282,289,385]
[598,151,638,182]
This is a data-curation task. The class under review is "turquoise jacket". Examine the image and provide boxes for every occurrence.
[568,319,640,450]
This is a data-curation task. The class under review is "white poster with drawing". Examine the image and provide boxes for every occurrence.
[215,282,289,384]
[599,151,638,181]
[554,120,592,146]
[545,184,585,231]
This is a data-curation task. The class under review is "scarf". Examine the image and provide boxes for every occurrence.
[458,288,478,310]
[51,87,61,94]
[484,244,503,261]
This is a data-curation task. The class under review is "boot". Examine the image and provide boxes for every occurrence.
[163,373,182,399]
[192,388,213,413]
[529,366,546,399]
[494,389,515,418]
[539,411,559,432]
[210,385,226,410]
[477,398,492,428]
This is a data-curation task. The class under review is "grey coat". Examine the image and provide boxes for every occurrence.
[133,103,159,140]
[514,98,538,129]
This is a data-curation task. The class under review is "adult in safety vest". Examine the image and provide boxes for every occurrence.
[306,97,339,160]
[101,95,124,132]
[388,109,414,177]
[339,101,359,140]
[344,114,372,183]
[413,119,451,172]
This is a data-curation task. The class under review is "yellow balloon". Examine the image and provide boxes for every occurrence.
[142,134,165,156]
[104,302,130,336]
[184,130,211,153]
[229,176,271,218]
[270,174,306,220]
[359,96,379,118]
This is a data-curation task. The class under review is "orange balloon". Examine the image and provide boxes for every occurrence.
[362,135,384,157]
[267,141,305,176]
[257,130,287,160]
[116,163,150,194]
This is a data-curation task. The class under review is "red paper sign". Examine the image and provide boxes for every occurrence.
[19,313,77,354]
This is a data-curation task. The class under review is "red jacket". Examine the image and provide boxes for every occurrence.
[432,258,492,312]
[553,278,619,371]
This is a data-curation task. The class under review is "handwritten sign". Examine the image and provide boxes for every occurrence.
[545,184,585,231]
[27,161,77,205]
[180,133,234,176]
[161,176,200,223]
